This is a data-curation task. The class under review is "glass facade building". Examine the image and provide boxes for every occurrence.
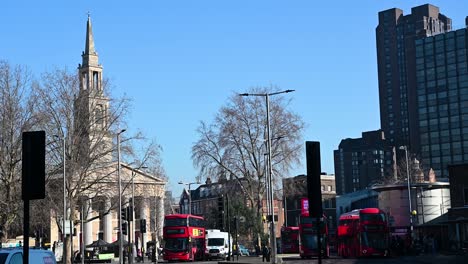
[416,28,468,178]
[376,4,451,151]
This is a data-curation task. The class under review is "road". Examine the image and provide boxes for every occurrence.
[129,253,467,264]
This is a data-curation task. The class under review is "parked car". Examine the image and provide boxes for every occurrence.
[0,248,57,264]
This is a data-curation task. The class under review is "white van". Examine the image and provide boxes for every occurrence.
[205,229,233,260]
[0,248,56,264]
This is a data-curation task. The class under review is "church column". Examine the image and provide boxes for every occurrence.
[84,199,93,246]
[156,196,164,240]
[103,197,113,242]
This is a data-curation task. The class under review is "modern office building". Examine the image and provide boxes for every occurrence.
[415,26,468,178]
[376,4,452,150]
[334,130,394,195]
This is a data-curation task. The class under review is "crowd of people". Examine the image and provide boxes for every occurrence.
[390,234,439,256]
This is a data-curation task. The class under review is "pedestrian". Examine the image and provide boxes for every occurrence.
[262,245,270,262]
[429,234,436,255]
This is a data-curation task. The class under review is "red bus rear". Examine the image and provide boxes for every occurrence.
[337,208,389,258]
[298,212,329,258]
[162,214,206,261]
[281,226,299,253]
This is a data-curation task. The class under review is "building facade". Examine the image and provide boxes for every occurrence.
[334,130,394,195]
[376,4,452,150]
[282,174,336,231]
[448,164,468,249]
[178,178,284,241]
[415,26,468,178]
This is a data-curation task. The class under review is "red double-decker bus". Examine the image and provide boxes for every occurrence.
[337,208,389,258]
[298,212,329,258]
[162,214,206,261]
[281,226,299,253]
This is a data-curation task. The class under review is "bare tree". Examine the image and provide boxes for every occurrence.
[0,61,39,240]
[192,86,305,219]
[378,150,428,185]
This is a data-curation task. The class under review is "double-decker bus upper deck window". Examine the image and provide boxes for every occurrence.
[300,216,313,224]
[189,217,205,228]
[339,219,352,226]
[164,218,188,227]
[360,213,386,222]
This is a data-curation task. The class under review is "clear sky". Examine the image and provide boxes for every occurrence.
[1,1,466,199]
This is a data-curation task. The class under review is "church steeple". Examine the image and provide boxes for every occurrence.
[85,15,96,55]
[82,15,99,67]
[75,16,111,163]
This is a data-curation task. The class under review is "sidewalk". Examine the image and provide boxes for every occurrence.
[400,254,468,264]
[218,255,289,264]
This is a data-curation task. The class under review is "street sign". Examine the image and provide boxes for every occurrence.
[62,222,72,235]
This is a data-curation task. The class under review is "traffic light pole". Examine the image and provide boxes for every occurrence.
[226,195,231,261]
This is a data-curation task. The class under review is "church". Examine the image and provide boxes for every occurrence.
[48,16,166,254]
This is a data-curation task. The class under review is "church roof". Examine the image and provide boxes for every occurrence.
[121,163,166,183]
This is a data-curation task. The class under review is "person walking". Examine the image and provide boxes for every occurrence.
[262,245,269,262]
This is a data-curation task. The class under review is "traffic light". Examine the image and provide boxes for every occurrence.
[217,195,224,231]
[121,207,128,221]
[140,219,147,233]
[122,222,128,236]
[306,141,323,218]
[126,206,133,221]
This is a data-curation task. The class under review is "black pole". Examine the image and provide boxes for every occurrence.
[23,198,30,264]
[316,218,322,264]
[226,195,231,261]
[235,217,238,260]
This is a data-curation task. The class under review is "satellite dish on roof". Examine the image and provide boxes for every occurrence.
[239,216,246,223]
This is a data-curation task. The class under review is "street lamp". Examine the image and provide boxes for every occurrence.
[117,129,126,264]
[178,181,201,215]
[240,89,295,264]
[399,145,413,236]
[130,165,147,264]
[54,135,67,261]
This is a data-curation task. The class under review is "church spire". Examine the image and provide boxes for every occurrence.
[85,14,96,55]
[82,14,99,67]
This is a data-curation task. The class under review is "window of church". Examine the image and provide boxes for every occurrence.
[95,104,104,128]
[93,71,99,90]
[82,72,89,90]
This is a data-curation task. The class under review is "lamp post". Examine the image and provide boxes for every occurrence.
[399,145,413,236]
[117,129,126,264]
[240,89,295,264]
[54,135,67,259]
[178,181,200,215]
[130,165,147,264]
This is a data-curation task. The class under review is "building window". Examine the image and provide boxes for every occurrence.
[93,71,99,90]
[327,186,332,192]
[95,104,104,128]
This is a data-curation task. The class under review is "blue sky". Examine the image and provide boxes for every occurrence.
[1,1,466,198]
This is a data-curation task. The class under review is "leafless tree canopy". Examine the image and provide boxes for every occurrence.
[192,86,305,214]
[0,61,39,238]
